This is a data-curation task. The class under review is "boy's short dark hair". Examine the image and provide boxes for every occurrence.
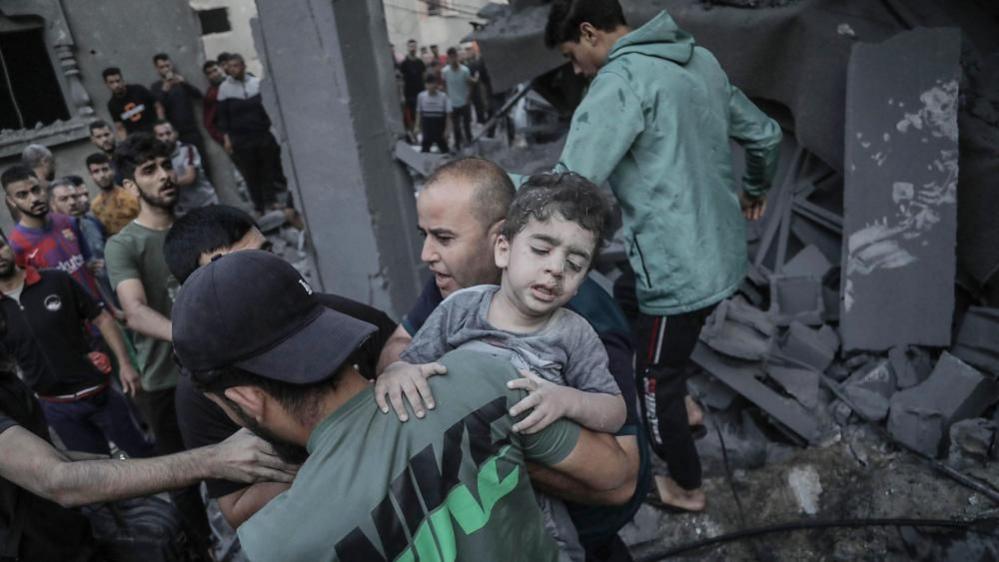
[1,165,36,192]
[85,152,111,169]
[446,47,458,56]
[164,205,258,283]
[153,53,170,64]
[113,133,171,183]
[501,171,611,256]
[544,0,628,48]
[89,120,112,134]
[101,67,122,80]
[425,74,439,85]
[217,52,232,64]
[202,60,218,73]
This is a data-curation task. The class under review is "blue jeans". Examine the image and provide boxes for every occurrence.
[40,387,154,458]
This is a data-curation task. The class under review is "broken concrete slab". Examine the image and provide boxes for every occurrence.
[947,418,997,470]
[700,296,776,361]
[394,140,448,177]
[887,352,999,457]
[769,275,825,326]
[693,343,819,444]
[840,27,962,352]
[952,306,999,375]
[767,365,820,410]
[889,345,934,389]
[784,245,833,279]
[844,360,896,398]
[842,386,890,422]
[688,372,738,411]
[791,214,843,268]
[778,321,837,372]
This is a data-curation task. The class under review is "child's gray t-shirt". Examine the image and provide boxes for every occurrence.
[401,284,621,396]
[400,284,620,562]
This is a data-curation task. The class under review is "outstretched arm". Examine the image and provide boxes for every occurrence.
[0,427,296,508]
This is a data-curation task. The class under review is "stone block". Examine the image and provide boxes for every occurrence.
[889,345,934,389]
[952,306,999,375]
[700,296,776,361]
[844,360,895,398]
[767,365,820,409]
[887,352,999,457]
[780,321,837,372]
[770,275,825,326]
[784,245,833,279]
[946,418,997,469]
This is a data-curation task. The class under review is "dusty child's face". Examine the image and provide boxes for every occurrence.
[495,213,596,317]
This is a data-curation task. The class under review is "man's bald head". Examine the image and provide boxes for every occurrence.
[423,157,515,227]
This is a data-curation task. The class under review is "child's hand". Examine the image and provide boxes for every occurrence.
[374,361,447,422]
[507,370,576,434]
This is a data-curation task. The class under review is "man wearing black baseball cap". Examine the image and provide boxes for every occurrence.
[173,251,635,562]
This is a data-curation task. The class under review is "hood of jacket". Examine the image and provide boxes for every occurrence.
[607,10,694,66]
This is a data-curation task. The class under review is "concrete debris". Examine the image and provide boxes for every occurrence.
[888,345,933,389]
[700,296,776,360]
[769,275,825,326]
[844,360,895,398]
[887,352,999,457]
[946,418,997,470]
[693,344,819,443]
[394,140,448,177]
[256,209,288,234]
[842,386,890,422]
[783,245,832,279]
[616,505,661,547]
[767,365,820,410]
[840,27,962,352]
[787,465,823,515]
[688,372,738,411]
[840,361,895,422]
[952,306,999,375]
[778,321,837,372]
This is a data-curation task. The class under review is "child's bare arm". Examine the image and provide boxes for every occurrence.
[508,370,626,434]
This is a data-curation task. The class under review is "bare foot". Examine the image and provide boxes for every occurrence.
[655,475,706,512]
[686,395,704,427]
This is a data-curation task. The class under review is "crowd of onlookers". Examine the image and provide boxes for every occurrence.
[393,40,507,153]
[0,49,300,560]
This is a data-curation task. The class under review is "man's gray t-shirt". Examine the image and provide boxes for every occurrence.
[170,142,218,217]
[401,285,620,562]
[402,285,620,396]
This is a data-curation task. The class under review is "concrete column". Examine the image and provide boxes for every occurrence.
[253,0,423,317]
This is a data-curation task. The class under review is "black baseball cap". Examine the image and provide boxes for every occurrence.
[172,250,376,384]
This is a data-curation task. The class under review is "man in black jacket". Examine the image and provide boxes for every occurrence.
[215,54,283,213]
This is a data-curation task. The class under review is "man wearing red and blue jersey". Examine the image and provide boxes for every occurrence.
[2,165,103,306]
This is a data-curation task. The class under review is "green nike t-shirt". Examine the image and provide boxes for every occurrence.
[238,349,582,562]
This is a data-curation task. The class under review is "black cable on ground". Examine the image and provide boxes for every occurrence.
[635,517,999,561]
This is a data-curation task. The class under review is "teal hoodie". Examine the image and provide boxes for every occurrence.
[556,11,782,316]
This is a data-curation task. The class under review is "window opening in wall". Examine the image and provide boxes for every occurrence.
[197,7,231,36]
[0,28,69,130]
[426,0,443,16]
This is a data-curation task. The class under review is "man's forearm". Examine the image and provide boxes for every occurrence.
[529,436,639,506]
[124,304,173,341]
[218,481,290,528]
[49,447,219,507]
[94,312,131,367]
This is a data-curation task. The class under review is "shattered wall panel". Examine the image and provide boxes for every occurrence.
[840,28,961,351]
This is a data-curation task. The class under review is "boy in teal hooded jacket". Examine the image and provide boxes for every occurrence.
[545,0,781,512]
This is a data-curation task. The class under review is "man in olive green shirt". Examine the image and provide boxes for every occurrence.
[172,251,635,562]
[105,132,211,555]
